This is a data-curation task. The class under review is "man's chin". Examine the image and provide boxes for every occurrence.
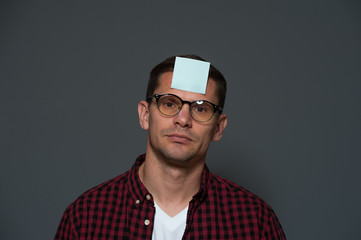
[161,151,197,166]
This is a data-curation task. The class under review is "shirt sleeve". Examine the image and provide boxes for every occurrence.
[54,207,78,240]
[261,207,286,240]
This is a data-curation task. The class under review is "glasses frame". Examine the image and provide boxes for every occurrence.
[147,93,223,123]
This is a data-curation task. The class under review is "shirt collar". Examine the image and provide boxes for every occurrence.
[192,164,210,202]
[127,154,211,206]
[127,154,149,207]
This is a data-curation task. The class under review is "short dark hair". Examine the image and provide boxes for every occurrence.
[145,54,227,109]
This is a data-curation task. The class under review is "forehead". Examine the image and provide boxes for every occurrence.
[155,72,219,104]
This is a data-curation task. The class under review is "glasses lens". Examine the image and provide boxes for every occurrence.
[158,95,182,116]
[190,101,214,122]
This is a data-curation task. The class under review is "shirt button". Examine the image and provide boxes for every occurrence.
[144,219,150,225]
[135,199,140,205]
[146,194,151,200]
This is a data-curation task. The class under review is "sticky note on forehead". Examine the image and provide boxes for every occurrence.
[171,57,210,94]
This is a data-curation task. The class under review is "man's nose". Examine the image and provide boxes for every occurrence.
[173,104,193,128]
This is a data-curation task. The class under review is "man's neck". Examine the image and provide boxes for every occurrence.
[139,154,204,217]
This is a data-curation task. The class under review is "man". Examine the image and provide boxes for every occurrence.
[55,55,286,239]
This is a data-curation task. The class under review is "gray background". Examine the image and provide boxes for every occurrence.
[1,1,360,239]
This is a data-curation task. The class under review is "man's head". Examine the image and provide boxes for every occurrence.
[146,55,227,110]
[138,55,228,167]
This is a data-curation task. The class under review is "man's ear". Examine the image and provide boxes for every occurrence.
[138,100,150,130]
[212,114,228,142]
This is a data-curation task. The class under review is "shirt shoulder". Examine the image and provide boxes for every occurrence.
[207,172,277,223]
[55,171,132,239]
[209,172,266,203]
[66,170,130,213]
[206,172,286,239]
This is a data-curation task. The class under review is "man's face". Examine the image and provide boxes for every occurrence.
[138,72,227,167]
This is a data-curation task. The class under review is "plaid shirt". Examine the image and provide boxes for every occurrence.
[55,154,286,239]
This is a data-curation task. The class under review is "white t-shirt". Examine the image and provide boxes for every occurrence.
[152,201,188,240]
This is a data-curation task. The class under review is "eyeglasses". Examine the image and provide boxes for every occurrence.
[147,93,223,123]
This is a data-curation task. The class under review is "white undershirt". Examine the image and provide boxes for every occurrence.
[152,201,188,240]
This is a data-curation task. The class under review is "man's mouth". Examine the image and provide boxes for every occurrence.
[166,133,193,143]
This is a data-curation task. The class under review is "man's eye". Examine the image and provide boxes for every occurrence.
[164,101,176,108]
[194,106,207,113]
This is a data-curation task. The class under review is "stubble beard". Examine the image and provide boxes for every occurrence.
[149,129,202,167]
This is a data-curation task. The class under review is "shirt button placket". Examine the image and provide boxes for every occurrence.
[144,194,152,228]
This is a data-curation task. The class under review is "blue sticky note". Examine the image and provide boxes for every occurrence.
[171,57,210,94]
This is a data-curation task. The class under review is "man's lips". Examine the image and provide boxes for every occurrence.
[166,133,193,143]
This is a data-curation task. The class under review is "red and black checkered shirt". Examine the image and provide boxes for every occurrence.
[55,154,286,239]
